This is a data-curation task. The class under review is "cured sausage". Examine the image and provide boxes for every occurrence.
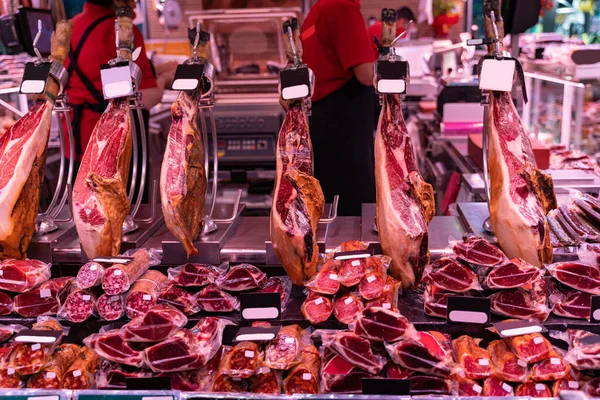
[62,346,100,389]
[27,343,80,389]
[283,344,320,394]
[6,342,52,375]
[76,262,104,289]
[61,289,96,322]
[250,366,281,394]
[125,270,168,318]
[97,293,124,321]
[102,249,152,295]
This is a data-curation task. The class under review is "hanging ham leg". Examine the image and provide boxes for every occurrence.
[160,29,208,257]
[73,10,134,259]
[270,20,324,285]
[0,21,71,259]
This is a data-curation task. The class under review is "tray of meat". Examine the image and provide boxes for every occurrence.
[101,248,160,295]
[125,270,169,318]
[167,263,220,287]
[0,259,51,292]
[215,263,267,291]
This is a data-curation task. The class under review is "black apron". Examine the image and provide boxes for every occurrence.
[309,77,376,216]
[67,15,150,201]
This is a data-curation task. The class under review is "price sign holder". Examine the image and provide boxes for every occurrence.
[333,249,373,261]
[233,326,281,343]
[240,292,281,321]
[20,61,51,94]
[375,59,409,95]
[493,320,546,338]
[13,329,63,343]
[93,256,133,264]
[447,296,491,324]
[0,390,70,400]
[362,378,411,396]
[126,377,172,391]
[100,61,134,99]
[590,295,600,323]
[280,66,313,101]
[171,63,205,92]
[75,390,179,400]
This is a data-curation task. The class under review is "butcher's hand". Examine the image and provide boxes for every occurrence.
[155,61,178,75]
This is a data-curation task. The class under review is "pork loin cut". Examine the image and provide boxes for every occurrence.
[160,90,206,257]
[488,91,556,267]
[375,94,435,288]
[270,104,324,285]
[0,21,71,259]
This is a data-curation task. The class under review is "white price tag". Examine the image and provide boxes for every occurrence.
[90,264,97,271]
[39,289,52,298]
[315,298,323,305]
[479,58,516,92]
[82,295,91,301]
[568,381,578,389]
[110,296,120,302]
[302,373,312,381]
[244,350,255,358]
[0,270,4,276]
[517,359,527,367]
[473,384,482,394]
[143,294,152,301]
[31,343,41,351]
[351,260,361,267]
[478,358,489,366]
[533,336,544,345]
[329,274,338,280]
[284,337,295,344]
[367,275,376,283]
[114,269,123,276]
[344,297,353,305]
[535,384,546,392]
[382,303,391,309]
[46,371,56,379]
[502,383,512,393]
[73,370,82,377]
[550,357,561,365]
[257,366,270,374]
[7,368,14,375]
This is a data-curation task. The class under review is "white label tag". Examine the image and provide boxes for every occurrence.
[31,343,41,351]
[377,79,407,94]
[315,298,323,305]
[502,383,512,393]
[535,384,546,392]
[367,275,376,283]
[7,368,14,375]
[517,359,527,367]
[550,357,561,365]
[0,270,3,276]
[46,371,56,379]
[329,274,338,280]
[20,79,46,94]
[114,270,122,276]
[302,373,312,381]
[569,381,578,389]
[284,337,295,344]
[533,336,544,345]
[172,78,200,91]
[110,296,120,302]
[143,294,152,301]
[282,84,309,101]
[82,295,91,301]
[382,303,391,309]
[478,358,489,366]
[244,350,254,358]
[90,264,97,271]
[473,384,482,394]
[479,58,516,92]
[73,370,82,377]
[39,289,52,298]
[344,297,353,305]
[351,260,361,267]
[257,366,270,374]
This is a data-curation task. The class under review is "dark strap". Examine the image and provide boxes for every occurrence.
[67,14,113,106]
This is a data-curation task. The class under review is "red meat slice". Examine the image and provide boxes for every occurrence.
[483,376,514,396]
[305,260,340,295]
[301,291,332,324]
[321,350,375,393]
[424,286,452,319]
[516,381,552,397]
[123,304,187,342]
[328,332,385,375]
[485,258,542,289]
[453,234,507,267]
[551,290,591,319]
[143,329,201,372]
[215,263,266,291]
[84,330,145,367]
[453,335,493,380]
[385,331,454,377]
[358,271,385,300]
[159,284,200,315]
[0,291,12,315]
[546,262,600,295]
[167,263,219,287]
[196,284,238,312]
[0,259,51,292]
[366,275,400,310]
[338,259,366,287]
[333,293,363,324]
[530,349,569,381]
[490,279,549,322]
[422,257,480,293]
[13,276,73,317]
[353,306,414,342]
[487,340,527,382]
[506,333,552,364]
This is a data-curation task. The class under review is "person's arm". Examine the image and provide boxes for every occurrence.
[353,62,374,87]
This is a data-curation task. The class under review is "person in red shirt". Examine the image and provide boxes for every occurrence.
[367,7,415,55]
[64,0,176,161]
[301,0,376,216]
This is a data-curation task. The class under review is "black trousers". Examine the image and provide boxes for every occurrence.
[309,78,376,216]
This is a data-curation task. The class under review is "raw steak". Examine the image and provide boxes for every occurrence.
[530,348,569,381]
[327,331,385,375]
[338,258,366,287]
[453,335,493,379]
[487,91,556,267]
[452,234,507,267]
[72,14,140,259]
[60,289,95,322]
[124,269,169,318]
[456,377,484,396]
[422,256,481,292]
[483,376,514,396]
[333,292,363,324]
[320,348,376,393]
[516,381,552,397]
[353,306,414,342]
[159,284,200,315]
[301,291,332,324]
[546,261,600,295]
[375,92,435,289]
[76,261,104,289]
[13,276,73,317]
[490,280,549,322]
[485,258,542,289]
[487,339,527,382]
[264,324,304,370]
[196,283,238,312]
[96,293,124,321]
[101,248,153,295]
[410,375,452,395]
[215,263,266,291]
[160,88,207,257]
[270,102,324,286]
[305,260,340,295]
[0,259,51,292]
[167,263,217,287]
[0,22,71,260]
[123,303,187,342]
[282,344,320,394]
[551,289,591,319]
[84,329,145,367]
[385,331,454,377]
[506,333,552,363]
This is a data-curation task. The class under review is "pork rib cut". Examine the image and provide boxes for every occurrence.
[270,103,324,285]
[73,15,138,259]
[160,85,206,257]
[0,22,71,259]
[487,91,556,267]
[375,94,435,288]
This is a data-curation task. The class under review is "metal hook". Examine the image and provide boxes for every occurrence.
[390,20,413,47]
[33,19,43,63]
[193,22,200,61]
[286,26,299,66]
[490,11,503,57]
[115,19,121,61]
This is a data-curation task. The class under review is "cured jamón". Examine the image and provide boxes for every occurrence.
[0,21,71,259]
[282,344,320,394]
[453,335,493,380]
[487,339,527,382]
[301,291,332,324]
[0,259,51,292]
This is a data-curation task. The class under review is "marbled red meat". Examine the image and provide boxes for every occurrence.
[301,291,332,324]
[453,234,507,267]
[546,261,600,295]
[422,257,480,293]
[215,263,266,291]
[333,292,363,324]
[196,284,238,312]
[485,258,542,289]
[353,306,413,342]
[305,260,340,295]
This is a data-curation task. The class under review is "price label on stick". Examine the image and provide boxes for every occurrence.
[590,296,600,323]
[446,296,491,324]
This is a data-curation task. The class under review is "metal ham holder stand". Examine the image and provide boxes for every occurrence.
[101,16,164,252]
[19,20,76,262]
[465,11,529,235]
[161,24,244,265]
[265,22,338,264]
